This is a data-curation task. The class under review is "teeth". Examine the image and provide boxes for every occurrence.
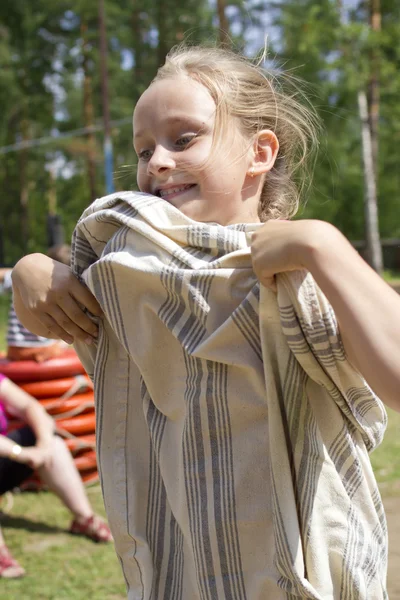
[159,185,192,198]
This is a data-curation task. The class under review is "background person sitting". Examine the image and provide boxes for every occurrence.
[0,372,112,579]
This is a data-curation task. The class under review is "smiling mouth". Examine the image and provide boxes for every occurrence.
[157,184,196,200]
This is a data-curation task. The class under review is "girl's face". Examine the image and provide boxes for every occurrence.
[133,76,261,225]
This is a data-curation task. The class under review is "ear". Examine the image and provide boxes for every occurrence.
[247,130,279,177]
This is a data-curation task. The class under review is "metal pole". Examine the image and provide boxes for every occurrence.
[98,0,114,194]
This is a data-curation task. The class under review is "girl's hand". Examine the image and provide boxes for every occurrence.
[251,219,331,288]
[12,253,103,345]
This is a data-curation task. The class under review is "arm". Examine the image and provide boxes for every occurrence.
[0,377,56,468]
[13,283,59,340]
[251,220,400,412]
[0,268,12,284]
[12,253,102,344]
[304,224,400,411]
[0,267,12,293]
[0,377,55,447]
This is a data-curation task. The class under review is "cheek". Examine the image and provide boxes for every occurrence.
[136,167,147,192]
[184,140,213,169]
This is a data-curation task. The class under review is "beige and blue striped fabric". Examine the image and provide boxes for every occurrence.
[72,192,388,600]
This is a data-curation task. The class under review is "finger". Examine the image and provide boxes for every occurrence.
[69,279,103,317]
[61,294,99,338]
[38,312,75,345]
[46,305,97,343]
[260,275,277,292]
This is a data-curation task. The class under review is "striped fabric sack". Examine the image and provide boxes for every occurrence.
[72,192,388,600]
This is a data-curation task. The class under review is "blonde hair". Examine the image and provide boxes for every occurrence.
[154,45,320,221]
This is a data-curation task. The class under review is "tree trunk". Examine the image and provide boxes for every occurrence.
[217,0,231,46]
[336,0,344,22]
[19,118,29,254]
[81,19,97,201]
[132,0,143,103]
[48,166,57,216]
[156,0,169,67]
[98,0,114,194]
[368,0,381,179]
[47,166,64,247]
[358,90,383,273]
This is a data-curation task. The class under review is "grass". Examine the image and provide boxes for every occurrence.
[0,294,8,353]
[370,408,400,495]
[0,487,125,599]
[383,269,400,286]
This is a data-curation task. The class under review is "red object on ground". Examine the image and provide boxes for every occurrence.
[81,469,99,485]
[3,351,99,487]
[56,412,96,436]
[39,393,94,416]
[21,375,92,399]
[74,450,97,472]
[0,350,85,383]
[65,434,96,454]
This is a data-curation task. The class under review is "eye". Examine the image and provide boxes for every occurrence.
[174,134,197,149]
[138,148,153,161]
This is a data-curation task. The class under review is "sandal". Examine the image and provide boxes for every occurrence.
[0,544,25,578]
[69,514,113,543]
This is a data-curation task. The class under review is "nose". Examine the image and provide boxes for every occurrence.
[147,145,175,176]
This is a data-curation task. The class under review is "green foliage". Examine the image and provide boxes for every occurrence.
[0,0,399,265]
[262,0,400,240]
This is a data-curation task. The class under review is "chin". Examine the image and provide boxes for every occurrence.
[172,200,208,223]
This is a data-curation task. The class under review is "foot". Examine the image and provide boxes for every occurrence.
[0,544,25,578]
[69,514,113,543]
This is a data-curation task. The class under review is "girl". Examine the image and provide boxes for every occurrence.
[11,45,400,598]
[0,373,112,578]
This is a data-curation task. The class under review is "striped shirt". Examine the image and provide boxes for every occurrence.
[7,304,54,348]
[72,192,388,600]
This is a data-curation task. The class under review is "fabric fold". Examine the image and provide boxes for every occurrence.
[72,191,387,599]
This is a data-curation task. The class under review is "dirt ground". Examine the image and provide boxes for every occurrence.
[384,495,400,598]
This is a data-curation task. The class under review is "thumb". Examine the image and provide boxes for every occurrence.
[260,274,277,292]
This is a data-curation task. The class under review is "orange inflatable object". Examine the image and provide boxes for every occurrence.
[74,450,97,472]
[3,350,99,487]
[81,469,100,485]
[65,434,96,454]
[39,393,94,416]
[21,375,92,399]
[56,411,96,436]
[0,350,85,383]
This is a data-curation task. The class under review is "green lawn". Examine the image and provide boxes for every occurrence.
[371,408,400,494]
[0,486,125,599]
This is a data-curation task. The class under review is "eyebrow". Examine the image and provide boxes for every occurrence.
[134,115,208,140]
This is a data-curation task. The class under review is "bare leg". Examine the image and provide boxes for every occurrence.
[37,436,112,542]
[37,435,92,520]
[0,525,25,578]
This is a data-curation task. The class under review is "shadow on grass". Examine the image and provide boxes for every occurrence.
[0,512,65,535]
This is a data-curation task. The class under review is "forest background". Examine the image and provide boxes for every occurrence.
[0,0,399,270]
